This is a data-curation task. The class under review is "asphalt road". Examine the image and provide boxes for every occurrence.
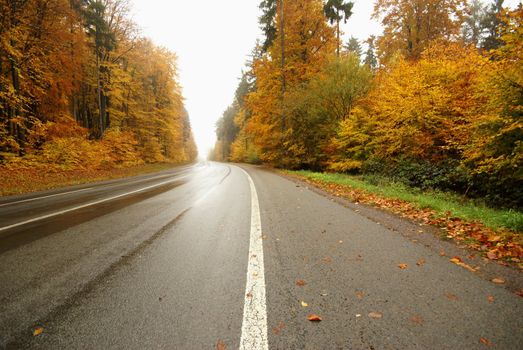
[0,162,521,349]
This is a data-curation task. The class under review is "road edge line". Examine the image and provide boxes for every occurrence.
[0,176,188,233]
[238,167,269,350]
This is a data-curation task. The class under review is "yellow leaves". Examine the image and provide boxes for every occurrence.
[398,263,408,269]
[216,340,227,350]
[301,301,309,307]
[491,278,505,284]
[449,257,476,272]
[33,327,44,336]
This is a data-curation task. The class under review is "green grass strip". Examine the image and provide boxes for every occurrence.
[287,170,523,233]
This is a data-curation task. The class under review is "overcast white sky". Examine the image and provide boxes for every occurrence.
[131,0,520,157]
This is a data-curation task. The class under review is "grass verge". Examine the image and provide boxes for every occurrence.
[0,163,184,197]
[283,170,522,266]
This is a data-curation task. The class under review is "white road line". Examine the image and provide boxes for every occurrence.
[0,187,94,208]
[0,170,188,208]
[0,176,187,233]
[239,168,269,350]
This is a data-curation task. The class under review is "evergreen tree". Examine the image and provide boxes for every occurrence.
[323,0,354,57]
[345,36,362,59]
[481,0,504,50]
[364,36,378,70]
[259,0,278,52]
[462,0,487,47]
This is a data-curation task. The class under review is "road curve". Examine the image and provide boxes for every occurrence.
[0,162,521,349]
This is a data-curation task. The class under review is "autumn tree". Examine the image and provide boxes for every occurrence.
[0,0,197,168]
[285,55,372,168]
[373,0,467,61]
[465,5,523,205]
[246,0,336,167]
[0,0,86,156]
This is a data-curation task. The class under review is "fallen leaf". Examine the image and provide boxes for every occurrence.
[479,337,492,346]
[307,314,322,322]
[216,340,227,350]
[450,257,476,272]
[368,312,383,319]
[355,291,365,299]
[301,301,308,307]
[487,295,495,303]
[33,327,44,337]
[410,315,424,325]
[486,251,498,260]
[398,263,408,269]
[323,257,332,264]
[439,251,446,256]
[296,279,306,287]
[445,293,459,301]
[491,278,505,284]
[416,258,426,266]
[272,321,285,335]
[246,293,253,299]
[488,236,501,242]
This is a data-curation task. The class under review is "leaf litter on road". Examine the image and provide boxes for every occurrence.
[368,312,383,319]
[296,279,306,286]
[398,263,408,269]
[285,173,523,267]
[410,315,424,325]
[449,257,476,272]
[307,314,322,322]
[491,277,505,284]
[33,327,44,337]
[445,293,459,301]
[479,337,492,346]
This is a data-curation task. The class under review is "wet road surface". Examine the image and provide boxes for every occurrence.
[1,162,521,349]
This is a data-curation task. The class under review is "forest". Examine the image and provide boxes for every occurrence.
[0,0,197,178]
[213,0,522,209]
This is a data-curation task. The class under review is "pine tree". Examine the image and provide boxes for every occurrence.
[324,0,354,57]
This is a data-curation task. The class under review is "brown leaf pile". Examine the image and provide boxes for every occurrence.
[288,174,523,268]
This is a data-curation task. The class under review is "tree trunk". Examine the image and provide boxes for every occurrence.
[336,10,340,57]
[280,0,286,134]
[96,47,104,137]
